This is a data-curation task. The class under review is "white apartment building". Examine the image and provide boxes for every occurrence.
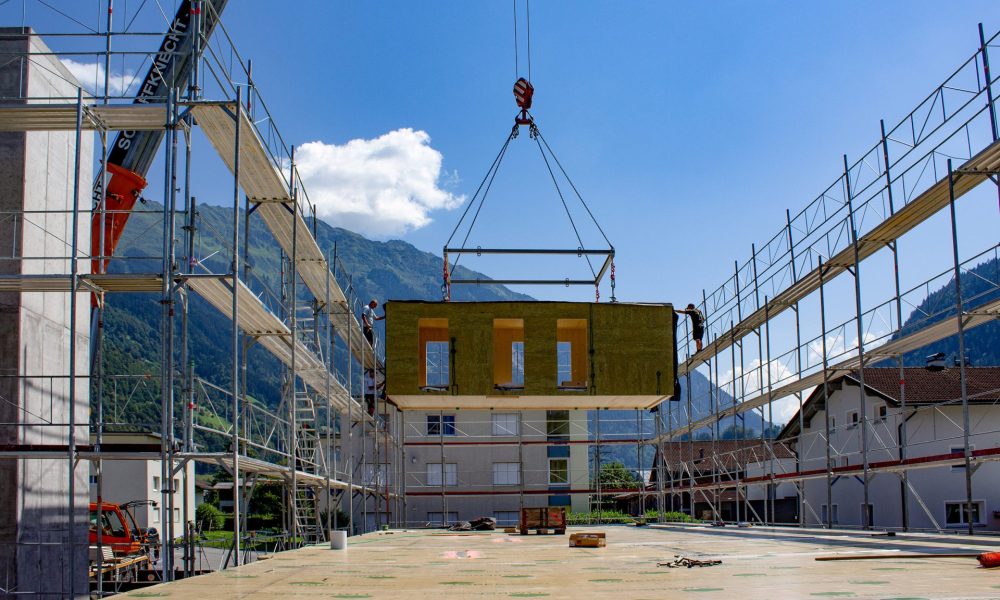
[403,409,591,526]
[779,367,1000,531]
[88,432,197,530]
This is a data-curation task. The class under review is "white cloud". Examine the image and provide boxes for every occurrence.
[294,129,465,237]
[61,58,136,96]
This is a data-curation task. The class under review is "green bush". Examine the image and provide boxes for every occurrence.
[196,503,225,531]
[643,510,698,523]
[567,510,635,525]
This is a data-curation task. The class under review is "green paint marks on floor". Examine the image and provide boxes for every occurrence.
[459,569,486,573]
[809,593,854,597]
[590,579,624,583]
[440,581,475,586]
[509,594,549,598]
[682,588,724,593]
[503,575,533,579]
[637,571,671,575]
[848,581,889,585]
[290,581,326,586]
[367,575,395,579]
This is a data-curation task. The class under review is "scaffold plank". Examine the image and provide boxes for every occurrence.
[185,275,359,413]
[0,103,168,131]
[664,297,1000,440]
[190,102,290,202]
[680,138,1000,377]
[191,103,375,368]
[0,273,165,292]
[254,203,375,369]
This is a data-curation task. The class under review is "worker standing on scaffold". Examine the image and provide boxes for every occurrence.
[362,298,385,348]
[677,303,704,353]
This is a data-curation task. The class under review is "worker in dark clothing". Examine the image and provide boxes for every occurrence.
[677,303,705,352]
[362,298,384,347]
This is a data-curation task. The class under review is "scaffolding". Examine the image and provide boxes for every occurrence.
[652,24,1000,534]
[0,2,402,596]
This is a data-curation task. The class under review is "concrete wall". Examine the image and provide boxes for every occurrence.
[385,301,676,398]
[797,383,1000,531]
[0,29,93,597]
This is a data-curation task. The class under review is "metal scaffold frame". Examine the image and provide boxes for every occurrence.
[0,1,403,595]
[651,24,1000,533]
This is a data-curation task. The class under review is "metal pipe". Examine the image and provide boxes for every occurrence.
[67,86,83,600]
[947,160,975,537]
[230,86,242,565]
[289,144,299,544]
[819,259,833,528]
[844,154,871,530]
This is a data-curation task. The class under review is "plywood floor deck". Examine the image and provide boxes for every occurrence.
[121,525,1000,599]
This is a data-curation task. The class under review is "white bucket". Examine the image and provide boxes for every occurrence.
[330,530,347,550]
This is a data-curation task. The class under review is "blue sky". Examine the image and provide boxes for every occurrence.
[8,1,999,423]
[206,1,998,303]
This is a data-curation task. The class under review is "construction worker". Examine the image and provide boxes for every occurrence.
[362,298,384,347]
[677,303,705,353]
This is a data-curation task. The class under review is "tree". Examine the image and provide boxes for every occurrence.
[597,461,641,491]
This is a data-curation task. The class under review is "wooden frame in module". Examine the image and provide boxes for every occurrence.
[385,301,678,410]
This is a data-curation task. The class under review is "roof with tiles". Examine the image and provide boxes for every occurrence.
[778,366,1000,440]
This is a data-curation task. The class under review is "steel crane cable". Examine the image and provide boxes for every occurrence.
[532,125,597,280]
[534,128,613,249]
[444,129,516,272]
[513,0,532,82]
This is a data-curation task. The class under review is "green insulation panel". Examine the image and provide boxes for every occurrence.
[384,301,677,410]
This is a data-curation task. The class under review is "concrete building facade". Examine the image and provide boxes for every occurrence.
[88,433,197,531]
[0,29,93,596]
[780,367,1000,531]
[403,409,590,526]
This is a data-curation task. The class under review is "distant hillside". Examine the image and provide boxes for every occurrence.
[97,202,531,428]
[894,256,1000,367]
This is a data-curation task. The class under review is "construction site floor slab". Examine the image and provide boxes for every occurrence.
[119,525,1000,599]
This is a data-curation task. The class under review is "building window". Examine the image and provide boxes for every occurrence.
[945,501,983,526]
[556,318,587,389]
[494,511,520,526]
[829,416,836,430]
[848,411,859,427]
[492,413,518,436]
[174,508,180,523]
[557,341,573,386]
[547,410,570,440]
[427,463,457,487]
[512,341,525,386]
[427,414,456,436]
[152,476,160,491]
[875,405,887,421]
[549,458,569,485]
[419,318,449,388]
[951,446,974,470]
[173,478,179,493]
[152,509,160,524]
[493,462,520,485]
[821,504,839,524]
[427,511,459,525]
[425,340,450,387]
[861,503,874,528]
